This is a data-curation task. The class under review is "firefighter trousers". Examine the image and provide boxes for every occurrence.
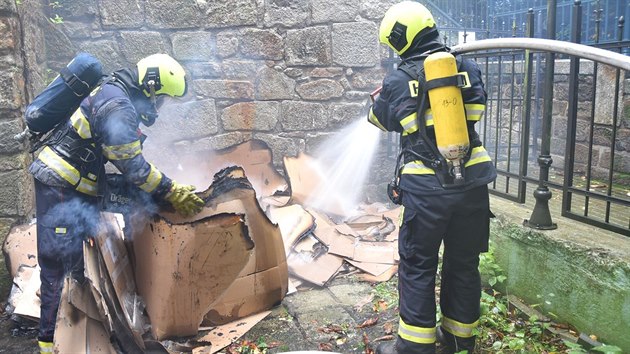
[34,180,98,342]
[396,185,490,354]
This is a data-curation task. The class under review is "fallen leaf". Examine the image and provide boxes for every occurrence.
[357,317,379,328]
[374,335,395,342]
[336,336,347,345]
[319,342,334,351]
[383,321,394,335]
[362,333,374,354]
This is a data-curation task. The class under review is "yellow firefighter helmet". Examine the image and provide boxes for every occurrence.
[137,53,187,98]
[379,1,436,55]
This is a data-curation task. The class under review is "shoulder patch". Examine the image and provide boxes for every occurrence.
[408,80,419,98]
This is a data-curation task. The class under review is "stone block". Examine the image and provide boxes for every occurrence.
[296,79,343,101]
[0,70,24,110]
[312,0,359,23]
[100,0,143,28]
[194,79,254,100]
[0,119,25,154]
[0,170,31,217]
[331,103,364,128]
[240,29,284,60]
[59,21,93,39]
[216,31,238,58]
[146,0,202,29]
[144,99,218,144]
[252,133,301,166]
[255,66,296,100]
[177,132,249,153]
[332,22,379,68]
[350,67,385,90]
[219,60,260,80]
[285,26,332,66]
[0,18,17,50]
[78,40,126,73]
[204,0,259,28]
[119,31,167,64]
[0,153,30,171]
[263,0,309,27]
[53,0,97,19]
[309,67,344,78]
[360,0,400,20]
[0,0,16,12]
[280,101,328,131]
[42,24,76,63]
[172,32,214,61]
[221,101,280,131]
[187,62,222,79]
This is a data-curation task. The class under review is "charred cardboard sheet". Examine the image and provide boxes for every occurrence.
[187,167,288,326]
[132,211,254,340]
[267,204,315,255]
[3,223,38,279]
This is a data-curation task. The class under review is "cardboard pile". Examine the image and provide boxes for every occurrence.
[2,139,400,352]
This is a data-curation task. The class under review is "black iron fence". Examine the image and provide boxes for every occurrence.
[381,2,630,236]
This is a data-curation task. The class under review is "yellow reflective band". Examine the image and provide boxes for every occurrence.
[401,160,435,175]
[442,316,479,338]
[399,206,405,227]
[464,146,492,167]
[400,113,418,135]
[38,341,53,354]
[424,109,434,126]
[398,318,436,344]
[368,108,387,131]
[70,109,92,139]
[103,140,142,161]
[55,227,67,234]
[39,147,80,186]
[76,177,98,196]
[139,163,163,193]
[464,103,485,122]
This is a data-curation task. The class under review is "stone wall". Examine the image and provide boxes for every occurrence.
[0,0,36,240]
[15,0,400,195]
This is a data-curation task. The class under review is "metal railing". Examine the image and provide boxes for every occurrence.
[381,2,630,236]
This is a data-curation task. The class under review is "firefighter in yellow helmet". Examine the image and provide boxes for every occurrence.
[29,53,204,352]
[368,2,496,354]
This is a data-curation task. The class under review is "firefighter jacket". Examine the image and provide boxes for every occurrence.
[369,42,496,195]
[29,69,173,199]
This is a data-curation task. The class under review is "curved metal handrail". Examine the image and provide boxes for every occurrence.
[451,37,630,71]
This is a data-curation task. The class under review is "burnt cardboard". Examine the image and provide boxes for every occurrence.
[3,223,37,279]
[182,167,288,326]
[132,212,254,340]
[288,252,343,286]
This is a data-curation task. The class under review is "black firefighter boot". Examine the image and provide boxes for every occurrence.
[436,326,476,354]
[376,337,436,354]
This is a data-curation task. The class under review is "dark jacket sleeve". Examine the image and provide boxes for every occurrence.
[368,70,419,133]
[96,99,172,198]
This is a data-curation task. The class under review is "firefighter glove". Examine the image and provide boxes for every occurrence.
[165,182,204,217]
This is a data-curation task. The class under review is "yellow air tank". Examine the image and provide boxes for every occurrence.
[423,51,469,183]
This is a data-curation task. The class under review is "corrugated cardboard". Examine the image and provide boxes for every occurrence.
[195,310,271,354]
[3,223,37,278]
[268,204,315,254]
[132,212,254,340]
[194,167,288,326]
[54,276,117,354]
[10,264,40,320]
[95,213,145,345]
